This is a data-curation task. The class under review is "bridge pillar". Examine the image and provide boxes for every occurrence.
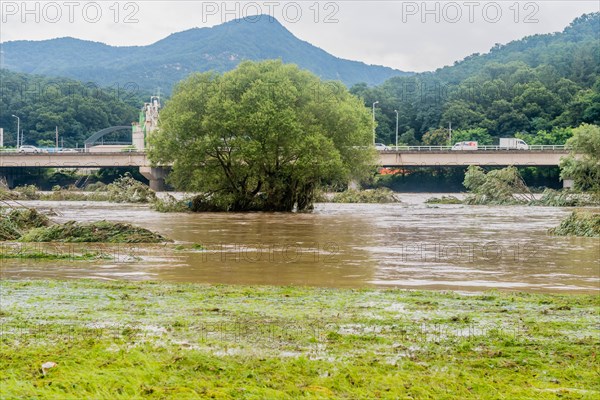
[348,180,360,190]
[563,179,574,189]
[0,173,15,189]
[139,166,169,192]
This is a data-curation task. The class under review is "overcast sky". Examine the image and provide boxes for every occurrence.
[1,1,598,72]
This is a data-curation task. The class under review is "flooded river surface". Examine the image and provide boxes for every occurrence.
[2,194,598,293]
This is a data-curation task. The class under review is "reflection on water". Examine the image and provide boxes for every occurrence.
[1,194,598,293]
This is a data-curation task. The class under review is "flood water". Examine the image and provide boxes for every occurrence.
[1,194,598,293]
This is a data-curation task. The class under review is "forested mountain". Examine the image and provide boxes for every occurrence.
[352,13,600,145]
[1,16,409,93]
[0,70,140,148]
[2,13,598,149]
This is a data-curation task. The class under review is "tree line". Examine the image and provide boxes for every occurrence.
[0,69,142,148]
[350,13,600,146]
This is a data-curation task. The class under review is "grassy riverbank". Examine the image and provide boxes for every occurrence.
[1,280,598,399]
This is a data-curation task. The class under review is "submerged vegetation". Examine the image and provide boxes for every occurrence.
[533,188,600,207]
[463,166,535,205]
[331,188,398,204]
[103,173,157,204]
[1,280,598,399]
[425,195,463,204]
[0,174,156,204]
[0,184,40,201]
[0,246,110,260]
[0,205,168,243]
[20,221,169,243]
[0,208,50,241]
[151,194,191,213]
[463,166,600,207]
[549,211,600,237]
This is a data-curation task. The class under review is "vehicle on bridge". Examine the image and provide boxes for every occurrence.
[375,143,390,151]
[18,145,46,153]
[499,138,529,150]
[451,141,478,151]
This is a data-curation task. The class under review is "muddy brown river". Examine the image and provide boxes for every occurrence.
[1,194,598,293]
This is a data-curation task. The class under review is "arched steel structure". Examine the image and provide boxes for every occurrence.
[84,126,131,147]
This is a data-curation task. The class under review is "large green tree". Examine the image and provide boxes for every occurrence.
[560,124,600,195]
[149,60,374,212]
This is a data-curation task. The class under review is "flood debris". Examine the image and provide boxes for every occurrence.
[463,166,535,205]
[0,207,50,241]
[1,202,168,243]
[425,195,463,204]
[41,362,57,376]
[104,173,157,204]
[549,211,600,237]
[0,173,156,204]
[331,188,399,203]
[20,220,169,243]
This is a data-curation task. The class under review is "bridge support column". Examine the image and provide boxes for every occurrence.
[563,179,574,189]
[0,173,15,189]
[140,166,169,192]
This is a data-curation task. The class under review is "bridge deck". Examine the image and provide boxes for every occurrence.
[0,152,149,168]
[378,150,569,167]
[0,150,569,168]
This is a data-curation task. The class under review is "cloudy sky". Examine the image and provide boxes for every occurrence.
[1,1,598,72]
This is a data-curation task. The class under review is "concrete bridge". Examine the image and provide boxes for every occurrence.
[0,148,570,190]
[0,151,164,189]
[378,148,568,167]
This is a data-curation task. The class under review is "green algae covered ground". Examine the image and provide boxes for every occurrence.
[1,280,598,399]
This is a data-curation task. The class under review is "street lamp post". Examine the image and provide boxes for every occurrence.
[372,101,379,144]
[11,115,20,148]
[394,110,399,149]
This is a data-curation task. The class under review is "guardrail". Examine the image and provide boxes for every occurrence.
[0,148,139,154]
[386,145,569,151]
[0,145,570,154]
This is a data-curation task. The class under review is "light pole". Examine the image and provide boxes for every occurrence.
[394,110,399,149]
[448,121,452,146]
[372,101,379,144]
[11,115,20,148]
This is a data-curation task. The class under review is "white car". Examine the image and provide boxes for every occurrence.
[18,145,43,153]
[374,143,390,151]
[58,148,79,153]
[451,141,478,151]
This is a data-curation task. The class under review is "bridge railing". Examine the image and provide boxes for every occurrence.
[0,145,570,154]
[387,145,569,151]
[391,145,452,151]
[0,148,140,154]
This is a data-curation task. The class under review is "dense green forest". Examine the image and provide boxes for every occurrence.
[352,13,600,145]
[0,70,141,148]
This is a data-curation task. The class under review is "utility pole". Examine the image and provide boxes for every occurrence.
[394,110,399,149]
[55,126,59,151]
[372,101,379,144]
[11,115,20,148]
[448,121,452,146]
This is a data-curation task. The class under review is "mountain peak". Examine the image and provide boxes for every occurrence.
[2,17,409,93]
[221,14,285,26]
